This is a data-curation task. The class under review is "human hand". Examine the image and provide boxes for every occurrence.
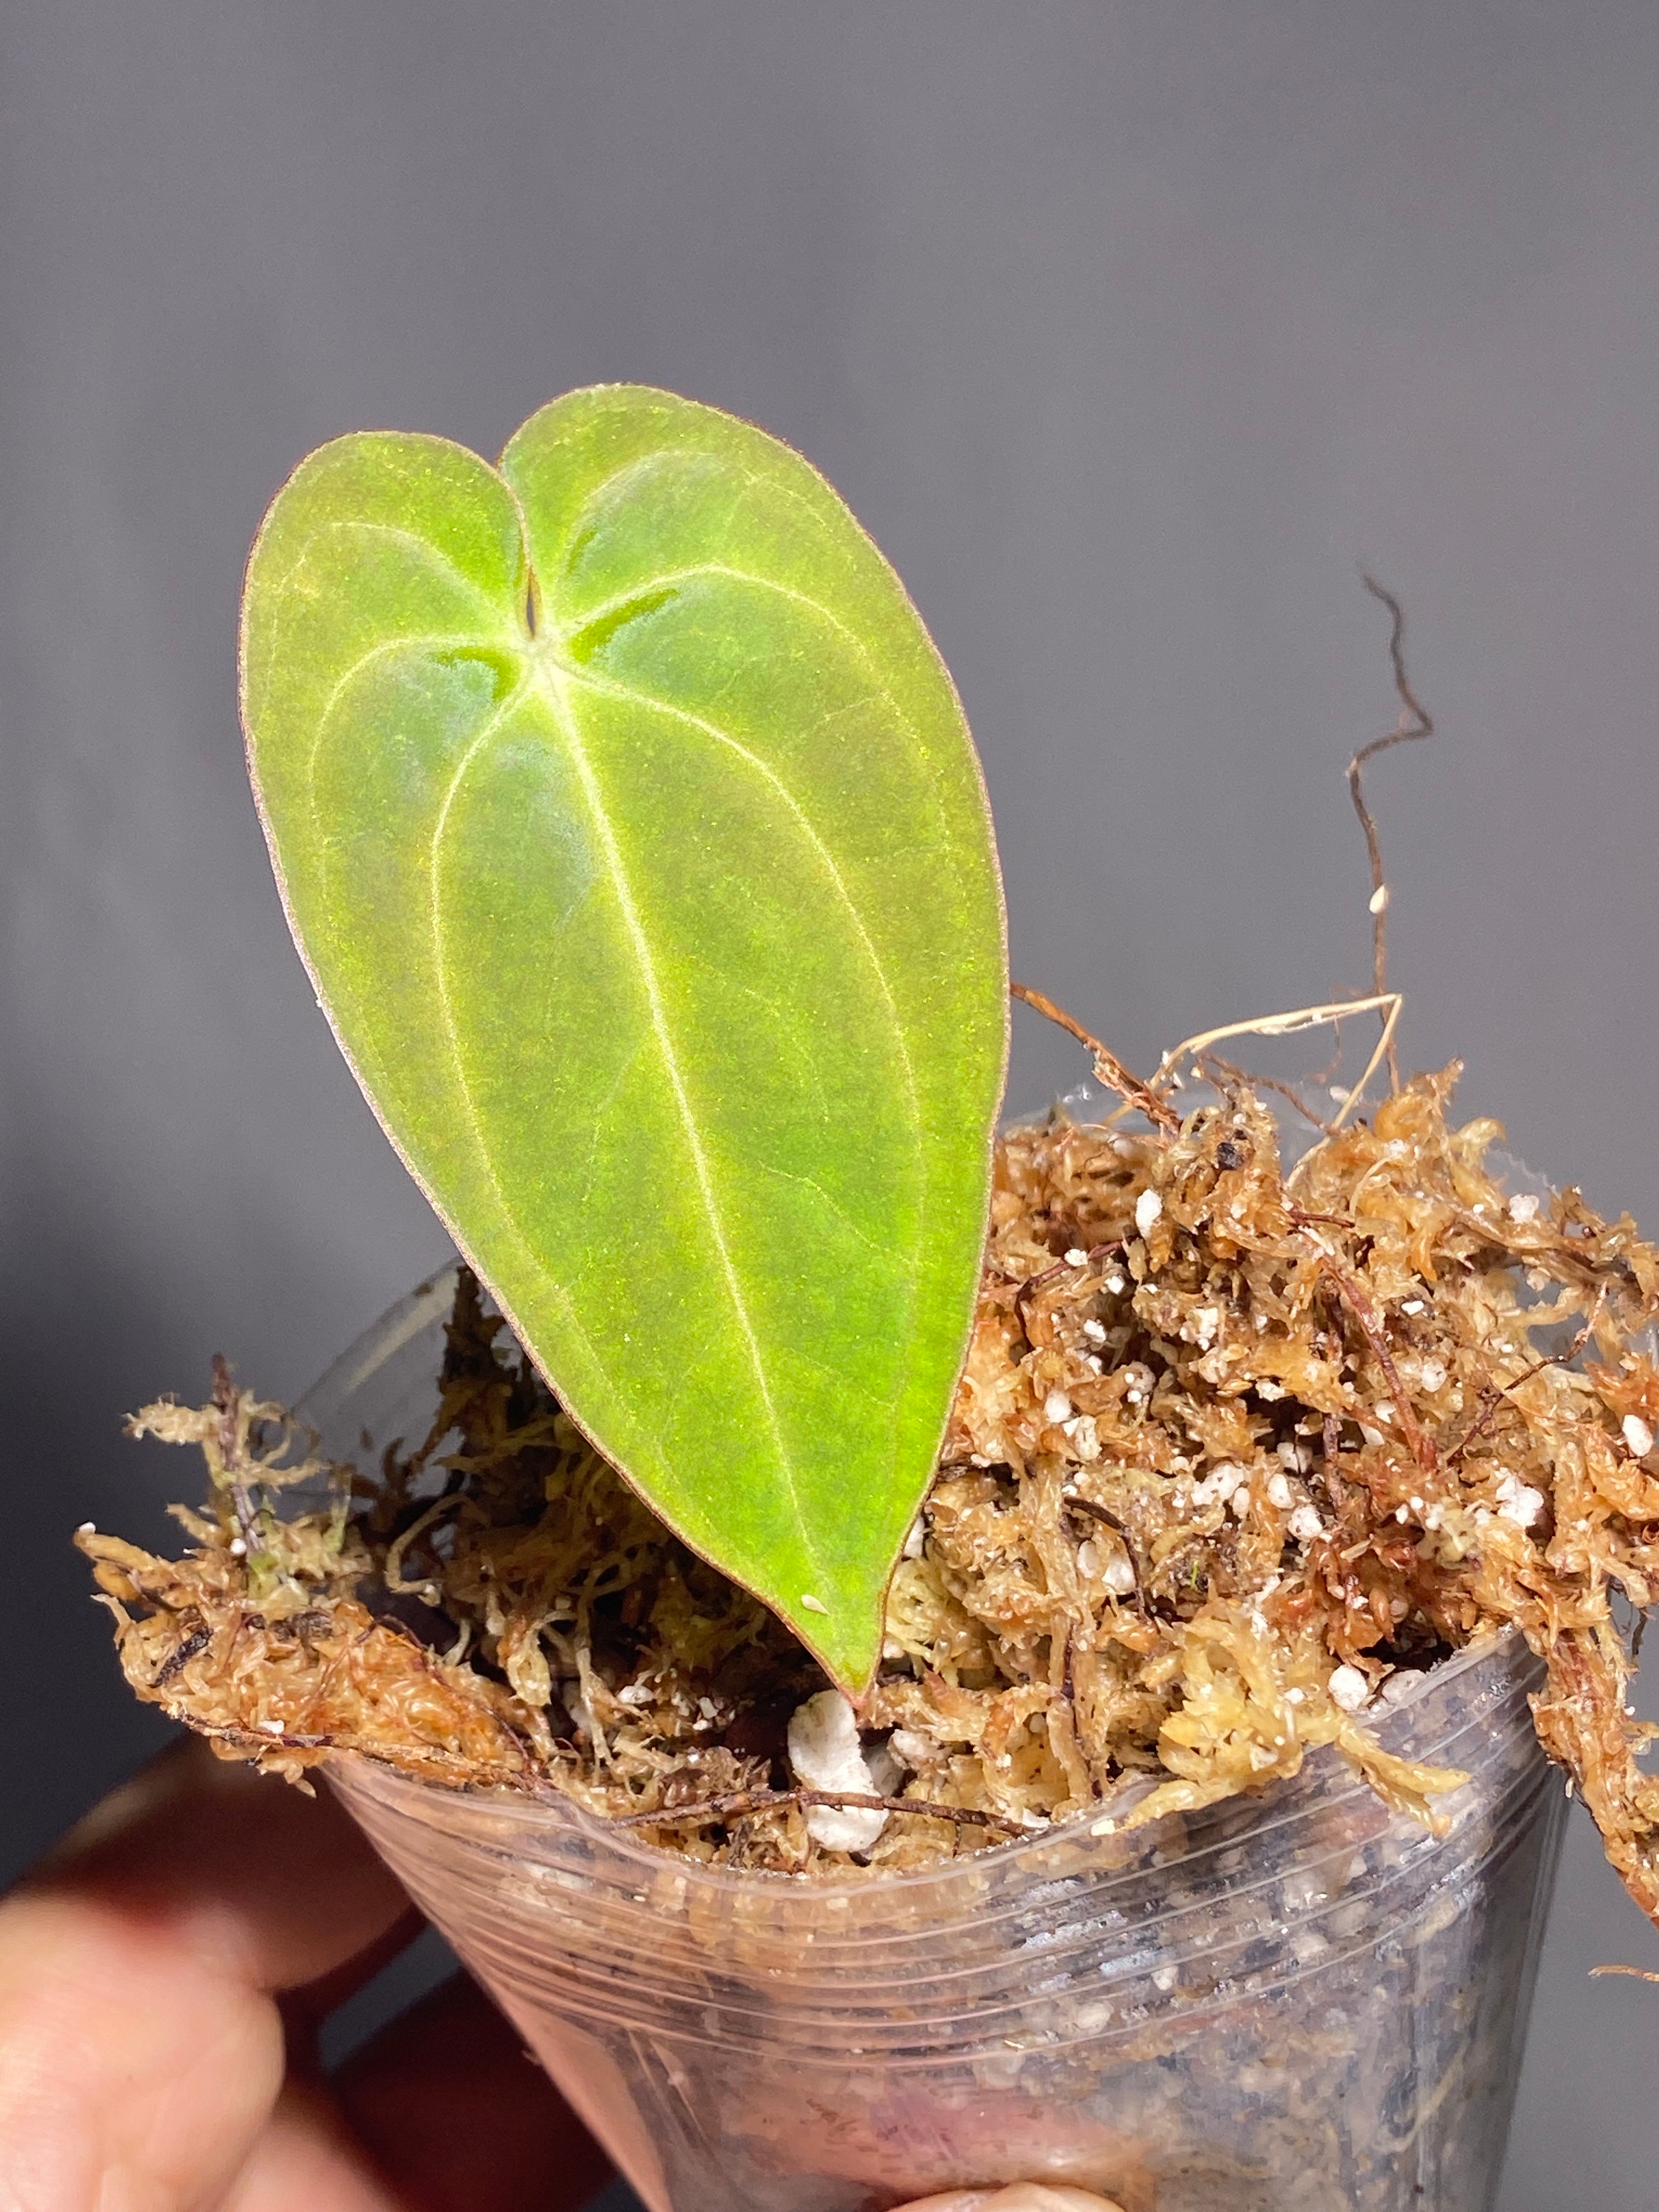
[0,1742,1133,2212]
[0,1737,614,2211]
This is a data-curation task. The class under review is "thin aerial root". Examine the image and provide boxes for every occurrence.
[1350,574,1435,1089]
[1139,992,1402,1136]
[1197,1051,1336,1137]
[1449,1284,1610,1466]
[612,1788,1028,1837]
[1302,1240,1438,1475]
[1011,981,1180,1133]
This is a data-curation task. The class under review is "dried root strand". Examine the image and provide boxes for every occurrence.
[1011,981,1180,1134]
[613,1790,1026,1838]
[1348,573,1435,1087]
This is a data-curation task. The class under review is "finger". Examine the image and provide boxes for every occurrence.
[0,1737,415,2212]
[0,1873,283,2212]
[30,1734,410,1990]
[336,1973,614,2212]
[216,2079,408,2212]
[282,1904,428,2057]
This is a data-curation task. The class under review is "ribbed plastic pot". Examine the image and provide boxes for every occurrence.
[306,1271,1566,2212]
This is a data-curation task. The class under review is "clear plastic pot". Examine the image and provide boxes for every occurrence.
[305,1271,1566,2212]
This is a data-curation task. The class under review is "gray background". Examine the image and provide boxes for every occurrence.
[4,4,1658,2205]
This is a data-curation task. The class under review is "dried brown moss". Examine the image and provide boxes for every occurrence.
[82,1068,1659,1909]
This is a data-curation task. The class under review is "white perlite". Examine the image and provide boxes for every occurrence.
[786,1690,888,1852]
[1135,1188,1163,1238]
[1624,1413,1656,1459]
[1494,1470,1546,1530]
[1101,1545,1137,1598]
[1328,1664,1372,1713]
[1192,1461,1244,1508]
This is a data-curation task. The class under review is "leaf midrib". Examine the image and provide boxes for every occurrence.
[563,658,930,1489]
[524,648,823,1587]
[292,516,947,1602]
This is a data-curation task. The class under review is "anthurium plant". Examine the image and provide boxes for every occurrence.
[97,385,1659,1943]
[241,384,1010,1691]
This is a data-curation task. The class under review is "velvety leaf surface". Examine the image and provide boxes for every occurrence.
[241,386,1007,1686]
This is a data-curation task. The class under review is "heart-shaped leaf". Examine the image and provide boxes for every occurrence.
[241,386,1008,1688]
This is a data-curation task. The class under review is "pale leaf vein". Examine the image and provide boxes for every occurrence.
[531,659,823,1588]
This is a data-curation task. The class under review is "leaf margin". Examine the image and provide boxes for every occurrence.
[239,386,1011,1691]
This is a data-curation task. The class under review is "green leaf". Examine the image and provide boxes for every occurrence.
[241,386,1008,1688]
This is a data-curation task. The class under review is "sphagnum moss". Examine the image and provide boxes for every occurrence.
[83,1064,1659,1915]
